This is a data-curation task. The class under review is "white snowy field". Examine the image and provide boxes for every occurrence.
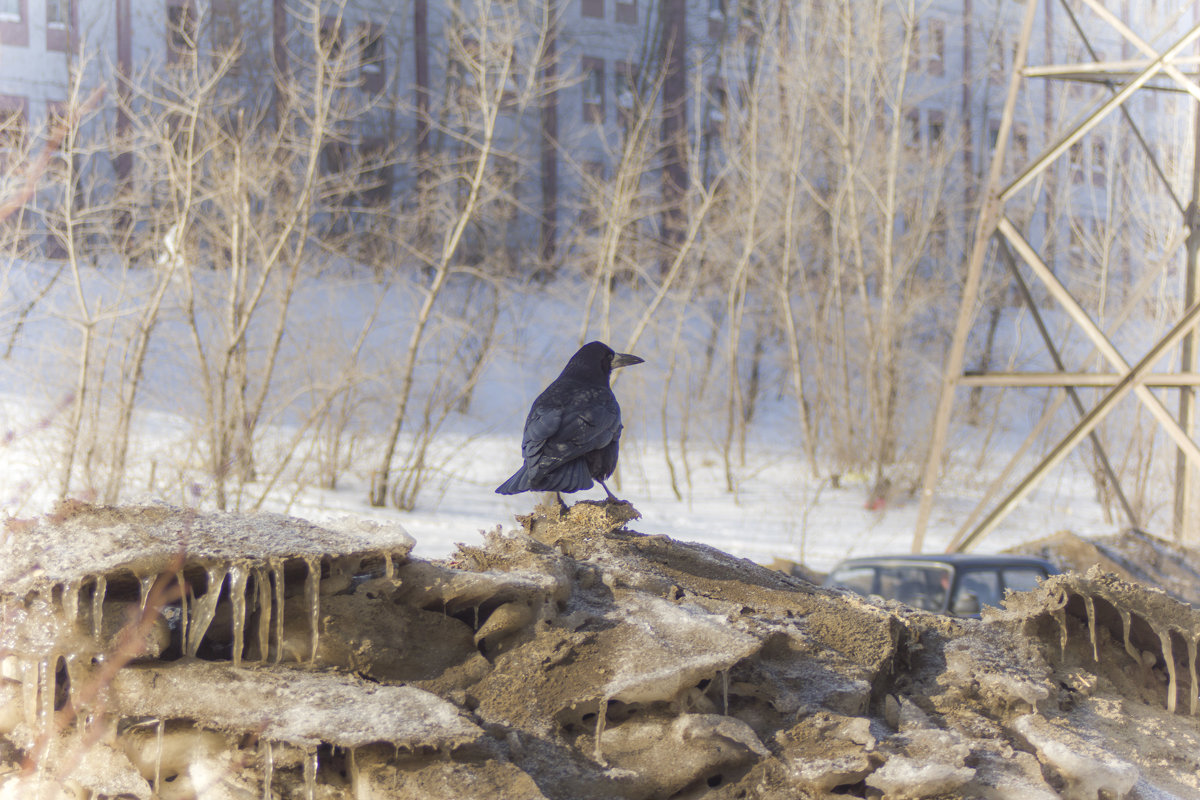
[0,387,1121,574]
[0,261,1163,572]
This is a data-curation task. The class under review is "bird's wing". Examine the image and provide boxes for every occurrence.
[521,383,620,477]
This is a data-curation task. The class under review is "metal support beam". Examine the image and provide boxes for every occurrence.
[915,2,1200,553]
[997,217,1200,469]
[995,238,1139,530]
[1175,105,1200,541]
[1001,19,1200,201]
[959,373,1200,387]
[954,294,1200,552]
[911,0,1039,554]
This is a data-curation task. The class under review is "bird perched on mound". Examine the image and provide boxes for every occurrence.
[496,341,644,501]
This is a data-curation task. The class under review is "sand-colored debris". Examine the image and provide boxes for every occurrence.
[2,501,1200,798]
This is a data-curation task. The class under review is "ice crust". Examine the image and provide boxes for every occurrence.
[2,502,1200,799]
[0,503,415,596]
[110,661,481,749]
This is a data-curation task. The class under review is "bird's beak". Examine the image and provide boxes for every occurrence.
[612,352,644,369]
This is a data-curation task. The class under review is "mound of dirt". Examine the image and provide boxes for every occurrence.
[1,501,1199,799]
[1010,528,1200,607]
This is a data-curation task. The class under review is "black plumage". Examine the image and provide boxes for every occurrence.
[496,341,644,499]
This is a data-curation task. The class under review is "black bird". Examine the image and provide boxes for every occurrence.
[496,341,644,500]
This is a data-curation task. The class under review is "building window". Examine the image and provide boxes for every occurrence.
[708,0,725,38]
[320,16,343,60]
[706,77,727,137]
[1068,141,1085,183]
[616,61,638,128]
[1012,123,1028,165]
[615,0,636,23]
[990,33,1005,84]
[0,0,27,46]
[579,160,605,229]
[581,0,603,19]
[905,110,920,147]
[928,18,944,76]
[167,2,195,63]
[582,56,604,123]
[46,0,71,51]
[360,138,392,206]
[358,23,384,93]
[928,110,944,147]
[46,0,66,25]
[1091,139,1106,187]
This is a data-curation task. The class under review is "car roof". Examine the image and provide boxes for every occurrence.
[830,554,1058,572]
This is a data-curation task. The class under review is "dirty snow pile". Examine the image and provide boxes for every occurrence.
[1,501,1199,799]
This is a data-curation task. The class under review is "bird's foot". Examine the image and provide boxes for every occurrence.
[597,480,621,504]
[536,491,567,516]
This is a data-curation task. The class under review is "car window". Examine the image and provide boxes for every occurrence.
[953,569,1001,614]
[877,565,950,611]
[1001,567,1045,594]
[826,567,875,595]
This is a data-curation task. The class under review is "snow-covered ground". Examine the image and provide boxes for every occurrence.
[0,387,1120,574]
[0,263,1151,573]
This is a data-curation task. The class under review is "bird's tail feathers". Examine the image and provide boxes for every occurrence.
[537,459,594,493]
[496,466,532,495]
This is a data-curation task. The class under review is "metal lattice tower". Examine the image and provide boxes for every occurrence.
[912,0,1200,553]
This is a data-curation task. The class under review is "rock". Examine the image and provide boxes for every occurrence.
[600,713,768,798]
[1012,714,1138,800]
[0,502,1199,799]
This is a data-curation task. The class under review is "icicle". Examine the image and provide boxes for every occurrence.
[63,654,81,713]
[60,580,81,630]
[20,659,37,727]
[154,718,164,790]
[261,739,274,800]
[304,557,321,663]
[1159,628,1178,714]
[384,552,394,581]
[228,563,250,667]
[91,575,106,640]
[594,697,608,765]
[177,570,188,657]
[303,746,317,800]
[1052,606,1069,658]
[185,564,229,657]
[722,669,730,715]
[255,567,271,662]
[1120,610,1140,663]
[138,573,156,615]
[348,747,359,796]
[1083,595,1098,662]
[36,658,52,734]
[1189,636,1199,717]
[270,560,285,663]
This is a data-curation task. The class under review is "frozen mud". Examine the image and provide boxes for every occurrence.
[1,500,1199,798]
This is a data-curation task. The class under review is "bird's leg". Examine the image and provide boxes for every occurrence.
[537,491,567,515]
[597,480,619,503]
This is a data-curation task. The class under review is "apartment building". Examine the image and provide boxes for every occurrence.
[0,0,1188,271]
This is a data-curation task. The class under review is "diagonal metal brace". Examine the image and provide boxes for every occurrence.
[994,237,1139,530]
[996,216,1200,469]
[955,294,1200,552]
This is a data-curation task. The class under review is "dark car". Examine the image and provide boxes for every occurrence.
[823,554,1059,617]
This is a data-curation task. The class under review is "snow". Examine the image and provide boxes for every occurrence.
[0,385,1126,574]
[0,261,1142,576]
[110,661,482,750]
